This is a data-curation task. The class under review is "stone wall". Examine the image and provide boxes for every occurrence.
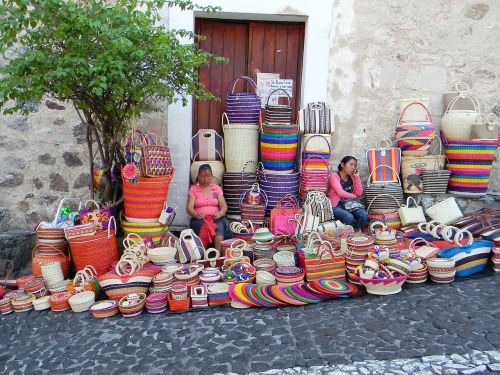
[327,0,499,191]
[0,100,167,231]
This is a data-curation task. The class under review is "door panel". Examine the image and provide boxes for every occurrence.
[193,19,304,134]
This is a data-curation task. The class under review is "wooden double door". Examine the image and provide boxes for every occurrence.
[193,19,305,135]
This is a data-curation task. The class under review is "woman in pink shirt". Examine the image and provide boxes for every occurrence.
[187,164,228,250]
[327,156,368,231]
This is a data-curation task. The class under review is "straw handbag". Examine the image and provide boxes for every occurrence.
[298,102,333,134]
[366,140,401,183]
[471,113,499,145]
[441,93,481,141]
[301,134,331,159]
[178,229,205,263]
[67,216,119,275]
[122,175,172,220]
[398,197,425,226]
[425,198,463,225]
[365,166,403,210]
[139,133,174,178]
[225,76,261,125]
[395,102,435,152]
[239,183,268,226]
[264,88,293,124]
[270,195,302,236]
[78,200,114,230]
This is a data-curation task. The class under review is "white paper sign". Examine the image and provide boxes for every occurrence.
[257,72,280,107]
[269,79,294,97]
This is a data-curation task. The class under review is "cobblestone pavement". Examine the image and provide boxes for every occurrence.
[1,274,499,375]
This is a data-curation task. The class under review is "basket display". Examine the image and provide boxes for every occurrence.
[122,175,172,220]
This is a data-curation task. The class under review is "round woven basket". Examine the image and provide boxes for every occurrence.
[359,275,407,295]
[32,296,51,311]
[69,291,96,313]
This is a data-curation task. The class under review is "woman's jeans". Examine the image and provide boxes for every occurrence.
[333,203,368,231]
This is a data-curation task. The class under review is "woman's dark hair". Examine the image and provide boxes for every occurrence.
[198,164,213,175]
[338,156,357,172]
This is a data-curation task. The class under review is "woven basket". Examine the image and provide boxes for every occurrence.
[167,293,190,312]
[441,93,480,140]
[122,175,172,220]
[190,157,225,185]
[360,275,407,295]
[444,139,497,196]
[225,76,261,125]
[68,217,119,276]
[422,170,451,194]
[32,244,71,279]
[223,114,259,173]
[122,219,167,246]
[264,88,293,124]
[36,227,66,245]
[32,296,51,311]
[98,264,158,300]
[260,123,299,174]
[68,291,96,313]
[119,293,147,317]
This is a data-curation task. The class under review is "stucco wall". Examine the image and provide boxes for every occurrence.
[327,0,499,189]
[0,0,498,231]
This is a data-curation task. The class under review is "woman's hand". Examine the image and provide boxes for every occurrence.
[353,168,359,176]
[214,211,223,220]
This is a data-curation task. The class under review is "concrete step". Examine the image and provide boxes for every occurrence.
[0,230,36,278]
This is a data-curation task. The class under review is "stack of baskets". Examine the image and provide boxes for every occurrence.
[223,163,257,220]
[258,169,300,217]
[345,235,374,284]
[122,131,173,244]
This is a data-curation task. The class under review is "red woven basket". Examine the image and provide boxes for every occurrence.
[167,293,190,312]
[32,244,71,279]
[67,217,119,275]
[122,176,172,219]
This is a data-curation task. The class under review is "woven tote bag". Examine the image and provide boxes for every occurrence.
[298,102,333,134]
[32,244,71,279]
[422,169,451,194]
[366,140,401,183]
[258,168,300,216]
[68,217,120,275]
[264,88,293,125]
[122,175,172,220]
[224,162,258,219]
[398,197,426,226]
[444,139,497,196]
[223,113,259,173]
[225,76,261,125]
[260,123,298,174]
[399,97,430,122]
[365,166,403,211]
[395,102,435,152]
[191,129,224,161]
[441,93,480,141]
[139,133,174,178]
[270,195,302,236]
[178,229,205,263]
[425,197,463,225]
[303,243,345,281]
[401,138,445,194]
[438,236,492,277]
[301,134,331,160]
[299,156,329,201]
[239,184,268,226]
[471,113,500,146]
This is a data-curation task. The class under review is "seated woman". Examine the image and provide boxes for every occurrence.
[327,156,368,231]
[186,164,228,250]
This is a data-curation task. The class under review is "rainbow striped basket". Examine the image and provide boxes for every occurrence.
[260,123,298,174]
[444,139,497,196]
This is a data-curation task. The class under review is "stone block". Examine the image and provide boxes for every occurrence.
[62,152,83,167]
[0,230,36,274]
[38,153,56,165]
[0,173,24,187]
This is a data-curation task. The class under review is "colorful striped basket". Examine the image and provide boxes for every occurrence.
[444,139,497,196]
[395,102,436,152]
[260,123,299,174]
[299,156,329,201]
[122,175,172,220]
[122,218,168,246]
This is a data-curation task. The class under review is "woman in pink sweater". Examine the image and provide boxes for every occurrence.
[327,156,368,230]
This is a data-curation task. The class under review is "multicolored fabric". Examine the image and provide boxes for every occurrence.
[444,139,497,195]
[140,145,174,177]
[367,146,401,183]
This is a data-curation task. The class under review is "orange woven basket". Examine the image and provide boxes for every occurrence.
[32,244,71,279]
[122,176,172,219]
[67,217,119,276]
[167,293,190,312]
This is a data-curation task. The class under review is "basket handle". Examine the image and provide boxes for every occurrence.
[405,196,419,208]
[83,265,98,279]
[367,164,401,186]
[230,239,248,251]
[266,88,291,108]
[454,228,474,247]
[398,102,433,124]
[83,199,101,210]
[123,232,144,249]
[445,92,480,113]
[366,193,401,212]
[376,139,393,149]
[302,134,331,153]
[230,75,258,95]
[191,150,224,163]
[408,237,432,251]
[449,81,470,93]
[369,221,387,233]
[276,195,298,209]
